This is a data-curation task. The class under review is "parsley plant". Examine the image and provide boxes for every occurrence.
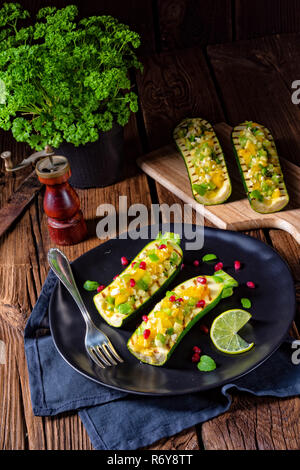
[0,3,142,150]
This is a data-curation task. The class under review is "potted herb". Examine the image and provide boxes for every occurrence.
[0,3,142,188]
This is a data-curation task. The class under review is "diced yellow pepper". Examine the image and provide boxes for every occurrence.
[211,172,224,188]
[272,188,281,199]
[115,294,128,307]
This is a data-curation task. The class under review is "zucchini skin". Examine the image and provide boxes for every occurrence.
[231,122,289,214]
[127,271,238,366]
[93,236,183,327]
[173,118,232,206]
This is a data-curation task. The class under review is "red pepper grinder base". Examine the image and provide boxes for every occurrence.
[36,155,88,246]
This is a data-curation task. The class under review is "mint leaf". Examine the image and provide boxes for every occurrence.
[202,253,217,262]
[241,298,252,309]
[221,287,233,299]
[197,355,216,372]
[83,280,99,291]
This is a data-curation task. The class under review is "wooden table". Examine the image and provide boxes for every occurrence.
[1,33,300,450]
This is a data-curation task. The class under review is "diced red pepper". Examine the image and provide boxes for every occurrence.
[113,275,119,280]
[121,256,129,266]
[142,315,148,323]
[129,278,136,287]
[158,244,167,250]
[139,261,146,270]
[176,297,184,303]
[143,329,150,339]
[97,284,105,293]
[180,263,185,270]
[169,295,176,302]
[197,276,207,285]
[131,262,136,268]
[196,300,206,308]
[193,260,200,267]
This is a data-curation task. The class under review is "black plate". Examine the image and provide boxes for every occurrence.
[49,225,296,395]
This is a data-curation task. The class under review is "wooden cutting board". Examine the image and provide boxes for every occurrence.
[137,122,300,243]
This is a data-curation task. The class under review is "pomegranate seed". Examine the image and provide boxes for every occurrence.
[180,263,185,270]
[196,300,206,308]
[247,281,255,289]
[197,276,207,285]
[158,244,167,250]
[176,297,184,303]
[97,284,105,293]
[142,315,148,323]
[121,256,128,266]
[113,275,119,280]
[169,295,176,302]
[143,329,150,339]
[129,278,136,287]
[131,262,136,268]
[139,261,146,270]
[214,262,223,271]
[193,346,201,354]
[193,260,200,267]
[199,324,209,334]
[234,260,241,271]
[192,353,200,363]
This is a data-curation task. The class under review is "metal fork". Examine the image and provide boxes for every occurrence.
[48,248,123,369]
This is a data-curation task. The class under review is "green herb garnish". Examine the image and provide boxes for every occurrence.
[241,298,252,309]
[83,280,99,291]
[197,355,216,372]
[148,253,159,262]
[118,302,132,315]
[202,253,218,262]
[221,287,233,299]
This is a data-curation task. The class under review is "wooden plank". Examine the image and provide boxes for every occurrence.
[157,0,232,51]
[137,123,300,243]
[0,320,27,449]
[235,0,300,40]
[202,392,300,450]
[207,34,300,166]
[136,46,225,151]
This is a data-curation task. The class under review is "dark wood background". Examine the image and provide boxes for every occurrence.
[1,0,300,450]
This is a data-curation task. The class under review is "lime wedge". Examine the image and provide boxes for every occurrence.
[210,309,254,354]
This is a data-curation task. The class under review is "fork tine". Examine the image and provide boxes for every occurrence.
[95,346,112,366]
[101,343,118,366]
[88,347,105,369]
[105,341,124,363]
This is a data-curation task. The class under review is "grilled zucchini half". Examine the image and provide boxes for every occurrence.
[173,118,232,205]
[232,121,289,213]
[127,270,238,366]
[93,232,183,327]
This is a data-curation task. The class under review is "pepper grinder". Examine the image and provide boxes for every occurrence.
[35,155,88,245]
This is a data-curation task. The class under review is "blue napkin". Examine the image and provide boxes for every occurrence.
[24,270,300,450]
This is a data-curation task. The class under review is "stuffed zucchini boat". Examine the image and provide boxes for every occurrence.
[173,118,232,205]
[127,270,238,366]
[232,121,289,213]
[93,233,183,327]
